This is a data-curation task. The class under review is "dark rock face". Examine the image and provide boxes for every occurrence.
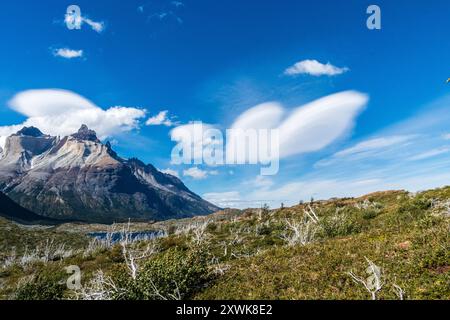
[71,124,100,142]
[15,126,44,137]
[0,125,219,223]
[0,191,57,225]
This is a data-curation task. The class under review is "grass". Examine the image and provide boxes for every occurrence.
[0,187,448,300]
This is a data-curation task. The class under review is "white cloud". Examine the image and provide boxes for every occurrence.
[160,168,180,178]
[183,167,208,179]
[334,135,415,157]
[230,91,368,159]
[211,95,450,210]
[314,135,417,168]
[0,136,6,152]
[65,11,105,33]
[168,91,367,167]
[171,1,185,8]
[183,167,218,180]
[170,122,219,163]
[146,110,178,126]
[443,133,450,140]
[211,166,450,209]
[83,18,105,33]
[231,102,284,130]
[408,147,450,161]
[203,191,242,208]
[203,189,289,209]
[0,89,146,149]
[284,59,349,77]
[53,48,83,59]
[244,175,274,190]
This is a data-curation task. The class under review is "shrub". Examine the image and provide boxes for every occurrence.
[319,211,362,238]
[393,197,431,225]
[15,270,66,300]
[109,247,210,300]
[256,224,272,236]
[138,248,210,299]
[362,209,379,220]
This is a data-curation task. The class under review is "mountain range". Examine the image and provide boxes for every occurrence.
[0,125,219,223]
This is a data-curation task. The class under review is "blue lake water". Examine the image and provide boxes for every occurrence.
[87,230,165,243]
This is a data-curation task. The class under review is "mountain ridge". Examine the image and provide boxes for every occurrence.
[0,191,58,225]
[0,125,219,223]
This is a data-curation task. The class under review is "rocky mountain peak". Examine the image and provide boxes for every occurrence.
[71,124,100,142]
[15,126,44,137]
[0,124,219,223]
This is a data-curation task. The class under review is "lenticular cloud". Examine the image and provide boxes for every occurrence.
[229,91,369,158]
[0,89,146,148]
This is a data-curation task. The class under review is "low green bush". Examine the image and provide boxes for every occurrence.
[109,247,210,300]
[15,270,66,300]
[138,247,210,299]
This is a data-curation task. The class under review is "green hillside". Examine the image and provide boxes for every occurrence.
[0,187,448,300]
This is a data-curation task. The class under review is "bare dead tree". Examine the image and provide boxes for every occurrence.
[209,256,231,276]
[2,240,73,268]
[191,220,210,245]
[42,238,55,263]
[147,278,182,300]
[393,283,405,300]
[120,222,159,280]
[1,248,16,269]
[19,246,39,266]
[76,270,121,300]
[219,241,228,257]
[347,257,384,300]
[304,205,320,224]
[229,234,244,247]
[280,218,317,246]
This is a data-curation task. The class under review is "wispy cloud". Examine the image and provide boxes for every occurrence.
[83,18,105,33]
[284,59,349,77]
[148,11,183,24]
[183,167,218,180]
[243,175,274,190]
[209,95,450,209]
[64,10,105,33]
[334,135,415,157]
[146,110,179,127]
[52,48,83,59]
[202,191,243,208]
[408,147,450,161]
[138,1,184,26]
[160,168,180,178]
[171,1,185,8]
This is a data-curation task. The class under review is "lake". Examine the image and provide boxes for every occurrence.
[87,230,166,243]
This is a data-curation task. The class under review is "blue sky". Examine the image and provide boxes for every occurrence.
[1,0,450,208]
